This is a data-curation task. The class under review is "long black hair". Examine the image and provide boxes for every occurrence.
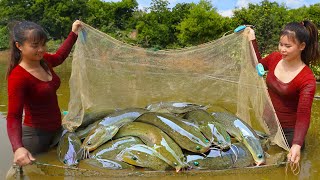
[7,21,49,78]
[280,20,320,66]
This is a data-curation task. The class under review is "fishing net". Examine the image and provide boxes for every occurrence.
[62,23,289,151]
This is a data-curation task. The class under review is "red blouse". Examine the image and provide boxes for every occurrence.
[260,52,316,146]
[7,32,78,152]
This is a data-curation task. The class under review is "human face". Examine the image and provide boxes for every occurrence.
[16,38,47,62]
[278,35,305,62]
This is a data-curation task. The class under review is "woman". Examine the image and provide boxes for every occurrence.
[6,20,82,166]
[251,20,319,164]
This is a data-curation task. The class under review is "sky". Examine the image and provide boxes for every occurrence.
[105,0,319,17]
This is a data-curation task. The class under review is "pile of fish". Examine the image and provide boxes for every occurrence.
[57,102,269,172]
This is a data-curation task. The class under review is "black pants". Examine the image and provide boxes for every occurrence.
[283,128,305,149]
[22,125,62,155]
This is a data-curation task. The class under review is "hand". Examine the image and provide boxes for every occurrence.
[13,147,36,166]
[287,144,301,164]
[72,20,83,35]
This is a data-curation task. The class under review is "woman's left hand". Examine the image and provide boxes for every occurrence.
[287,144,301,163]
[72,20,83,35]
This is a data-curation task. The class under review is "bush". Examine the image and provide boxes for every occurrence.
[0,26,9,50]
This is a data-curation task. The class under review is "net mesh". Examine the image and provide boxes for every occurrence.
[62,23,289,151]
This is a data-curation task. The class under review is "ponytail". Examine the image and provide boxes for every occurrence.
[302,20,320,66]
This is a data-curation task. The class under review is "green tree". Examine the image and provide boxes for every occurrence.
[176,0,226,46]
[232,0,288,55]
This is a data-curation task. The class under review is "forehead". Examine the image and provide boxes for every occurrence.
[279,35,298,45]
[25,29,47,44]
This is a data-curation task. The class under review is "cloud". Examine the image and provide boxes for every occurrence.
[219,9,234,17]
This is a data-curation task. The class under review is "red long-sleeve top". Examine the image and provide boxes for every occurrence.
[7,32,78,152]
[259,52,316,146]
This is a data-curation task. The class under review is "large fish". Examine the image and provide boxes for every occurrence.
[211,112,265,166]
[57,131,83,166]
[136,112,211,153]
[146,102,207,114]
[184,109,231,149]
[114,122,187,172]
[186,143,254,170]
[116,144,172,171]
[91,136,144,159]
[81,108,147,153]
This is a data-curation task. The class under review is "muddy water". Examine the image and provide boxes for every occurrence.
[1,52,320,179]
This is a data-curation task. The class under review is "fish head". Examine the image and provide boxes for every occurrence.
[82,125,119,152]
[209,123,232,149]
[243,136,265,166]
[58,132,82,166]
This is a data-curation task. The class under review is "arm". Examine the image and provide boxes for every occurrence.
[288,76,316,163]
[44,20,83,67]
[7,74,26,152]
[7,73,35,166]
[43,32,78,67]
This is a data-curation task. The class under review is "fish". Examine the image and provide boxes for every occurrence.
[75,119,102,140]
[211,112,265,166]
[81,108,147,154]
[91,136,144,159]
[136,112,211,153]
[186,143,254,170]
[81,158,135,170]
[79,108,115,128]
[114,122,187,172]
[146,102,207,114]
[116,144,172,171]
[57,131,83,166]
[184,109,231,149]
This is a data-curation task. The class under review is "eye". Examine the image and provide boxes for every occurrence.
[87,142,91,146]
[218,140,222,144]
[257,154,263,158]
[63,159,67,164]
[132,156,137,160]
[193,161,199,166]
[196,146,201,150]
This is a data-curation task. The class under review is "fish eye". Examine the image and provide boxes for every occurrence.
[63,160,67,164]
[193,161,199,166]
[132,156,137,160]
[196,146,201,150]
[174,162,178,166]
[257,154,263,158]
[87,142,91,146]
[218,140,222,144]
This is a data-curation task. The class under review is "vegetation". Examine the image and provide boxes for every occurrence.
[0,0,319,76]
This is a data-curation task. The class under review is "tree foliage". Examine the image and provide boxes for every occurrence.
[0,0,319,56]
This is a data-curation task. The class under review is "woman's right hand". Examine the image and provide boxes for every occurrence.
[13,147,35,166]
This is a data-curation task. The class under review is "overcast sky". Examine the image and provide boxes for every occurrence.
[104,0,318,17]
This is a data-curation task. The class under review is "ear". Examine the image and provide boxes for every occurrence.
[15,42,22,51]
[299,42,306,51]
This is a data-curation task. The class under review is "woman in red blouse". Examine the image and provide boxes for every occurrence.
[6,20,82,166]
[252,20,319,164]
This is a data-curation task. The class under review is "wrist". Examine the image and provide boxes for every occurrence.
[291,144,301,150]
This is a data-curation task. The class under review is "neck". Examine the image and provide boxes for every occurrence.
[19,59,41,69]
[282,56,304,68]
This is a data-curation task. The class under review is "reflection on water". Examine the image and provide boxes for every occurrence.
[0,53,320,179]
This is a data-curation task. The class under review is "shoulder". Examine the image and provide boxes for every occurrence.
[7,66,29,89]
[265,52,282,62]
[295,66,316,90]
